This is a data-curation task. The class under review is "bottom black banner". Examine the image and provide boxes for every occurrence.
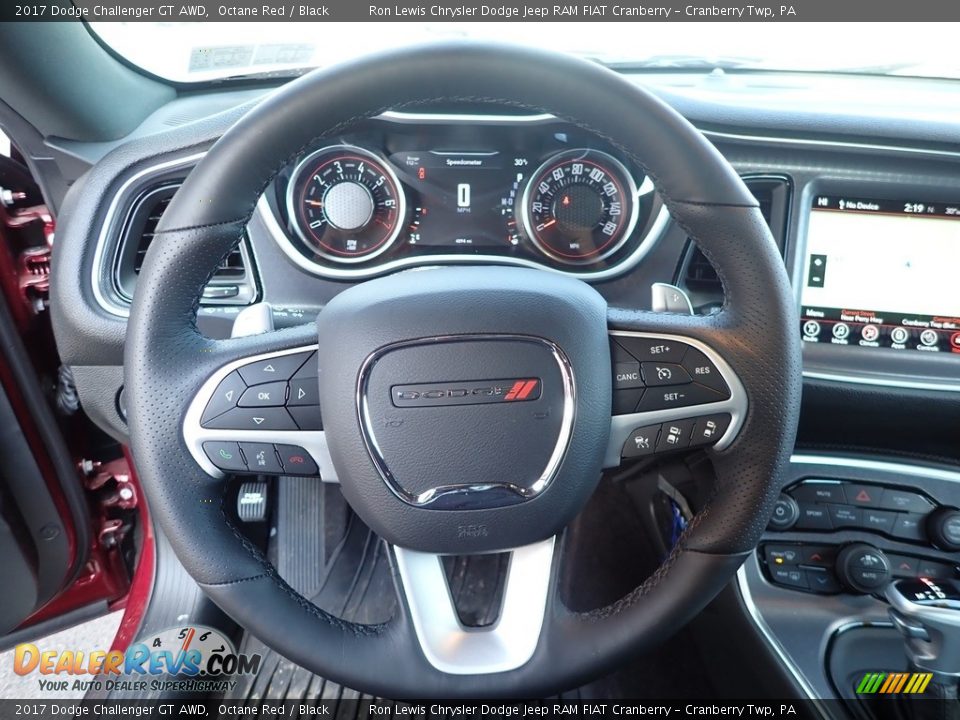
[1,699,958,720]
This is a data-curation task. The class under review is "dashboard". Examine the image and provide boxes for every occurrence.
[261,114,666,280]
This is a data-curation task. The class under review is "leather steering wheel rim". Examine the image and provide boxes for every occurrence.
[125,42,801,697]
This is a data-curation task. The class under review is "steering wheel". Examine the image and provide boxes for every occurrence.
[125,43,801,697]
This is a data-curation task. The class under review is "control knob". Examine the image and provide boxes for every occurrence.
[835,543,891,594]
[927,507,960,552]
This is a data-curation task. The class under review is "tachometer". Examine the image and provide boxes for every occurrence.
[287,145,405,263]
[521,149,639,264]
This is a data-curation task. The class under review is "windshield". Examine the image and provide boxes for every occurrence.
[91,22,960,83]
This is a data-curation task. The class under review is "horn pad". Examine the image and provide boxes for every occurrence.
[316,266,610,554]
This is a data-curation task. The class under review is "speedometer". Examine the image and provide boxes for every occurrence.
[521,149,639,264]
[286,145,405,263]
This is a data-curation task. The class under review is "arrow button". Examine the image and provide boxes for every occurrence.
[287,378,320,407]
[203,407,298,431]
[201,371,247,426]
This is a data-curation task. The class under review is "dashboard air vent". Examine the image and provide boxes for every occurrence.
[114,183,258,305]
[679,175,791,308]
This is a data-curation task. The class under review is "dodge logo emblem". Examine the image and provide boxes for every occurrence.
[391,378,542,407]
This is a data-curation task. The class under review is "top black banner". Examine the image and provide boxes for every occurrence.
[4,0,960,21]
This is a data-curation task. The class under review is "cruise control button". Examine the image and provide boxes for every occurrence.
[635,383,727,412]
[862,509,897,534]
[201,371,246,425]
[655,419,695,452]
[613,361,644,390]
[790,482,846,505]
[770,566,808,590]
[203,442,247,472]
[204,407,298,431]
[796,504,833,530]
[612,388,644,415]
[689,414,731,446]
[613,337,687,363]
[892,514,926,542]
[622,424,660,458]
[238,352,312,386]
[680,348,730,395]
[288,405,323,431]
[880,488,935,514]
[238,381,288,408]
[238,442,284,474]
[641,362,691,387]
[276,444,319,475]
[288,378,320,407]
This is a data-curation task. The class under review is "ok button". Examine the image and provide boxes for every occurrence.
[238,381,288,407]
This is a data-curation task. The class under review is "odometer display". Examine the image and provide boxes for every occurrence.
[287,145,405,263]
[521,149,638,264]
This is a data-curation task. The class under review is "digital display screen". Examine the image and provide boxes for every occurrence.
[801,195,960,353]
[389,150,529,248]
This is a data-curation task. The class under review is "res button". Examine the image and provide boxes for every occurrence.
[680,348,730,396]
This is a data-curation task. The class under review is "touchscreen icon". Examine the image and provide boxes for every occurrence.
[832,323,850,341]
[803,320,821,338]
[861,325,880,343]
[891,327,910,345]
[920,329,939,347]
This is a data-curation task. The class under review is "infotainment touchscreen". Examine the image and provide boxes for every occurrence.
[800,195,960,354]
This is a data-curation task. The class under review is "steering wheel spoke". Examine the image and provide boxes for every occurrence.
[183,335,336,482]
[605,321,747,468]
[393,537,556,675]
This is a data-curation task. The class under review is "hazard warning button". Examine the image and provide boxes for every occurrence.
[846,484,882,508]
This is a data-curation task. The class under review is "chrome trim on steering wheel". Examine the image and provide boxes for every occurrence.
[393,536,556,675]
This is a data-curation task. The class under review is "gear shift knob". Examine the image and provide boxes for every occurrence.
[886,577,960,678]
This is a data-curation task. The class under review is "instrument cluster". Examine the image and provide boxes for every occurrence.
[264,113,668,280]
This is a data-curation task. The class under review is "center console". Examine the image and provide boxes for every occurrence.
[739,455,960,702]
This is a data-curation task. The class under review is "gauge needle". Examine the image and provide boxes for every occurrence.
[305,200,323,207]
[542,219,557,228]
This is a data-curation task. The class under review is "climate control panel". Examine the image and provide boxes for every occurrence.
[762,476,960,596]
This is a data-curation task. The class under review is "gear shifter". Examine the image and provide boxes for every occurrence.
[883,578,960,719]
